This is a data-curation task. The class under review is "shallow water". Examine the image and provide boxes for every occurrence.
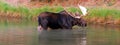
[0,19,120,45]
[87,25,120,45]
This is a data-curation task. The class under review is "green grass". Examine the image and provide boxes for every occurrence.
[0,2,65,19]
[0,1,120,19]
[88,8,120,19]
[0,1,30,17]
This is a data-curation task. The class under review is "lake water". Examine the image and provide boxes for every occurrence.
[0,18,120,45]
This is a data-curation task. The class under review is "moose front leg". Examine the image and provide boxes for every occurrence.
[38,17,48,30]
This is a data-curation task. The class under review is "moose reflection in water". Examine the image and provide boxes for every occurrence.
[38,29,86,45]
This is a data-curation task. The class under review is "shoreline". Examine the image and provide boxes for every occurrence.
[0,14,120,26]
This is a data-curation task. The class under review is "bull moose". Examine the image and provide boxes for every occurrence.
[38,5,87,30]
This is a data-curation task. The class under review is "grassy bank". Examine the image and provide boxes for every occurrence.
[86,8,120,25]
[88,8,120,19]
[0,1,120,25]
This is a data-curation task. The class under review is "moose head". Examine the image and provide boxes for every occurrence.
[60,5,88,27]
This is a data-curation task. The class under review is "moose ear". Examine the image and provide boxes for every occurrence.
[75,16,81,19]
[74,12,81,18]
[75,12,80,16]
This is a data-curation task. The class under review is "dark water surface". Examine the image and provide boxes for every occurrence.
[0,19,120,45]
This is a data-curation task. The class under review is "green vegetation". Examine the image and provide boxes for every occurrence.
[0,1,30,18]
[88,8,120,19]
[0,1,120,20]
[0,1,64,19]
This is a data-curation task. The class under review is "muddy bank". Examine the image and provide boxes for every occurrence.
[84,16,120,25]
[0,12,22,19]
[0,11,37,20]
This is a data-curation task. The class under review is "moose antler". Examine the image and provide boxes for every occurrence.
[78,4,87,16]
[63,7,82,19]
[63,7,76,17]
